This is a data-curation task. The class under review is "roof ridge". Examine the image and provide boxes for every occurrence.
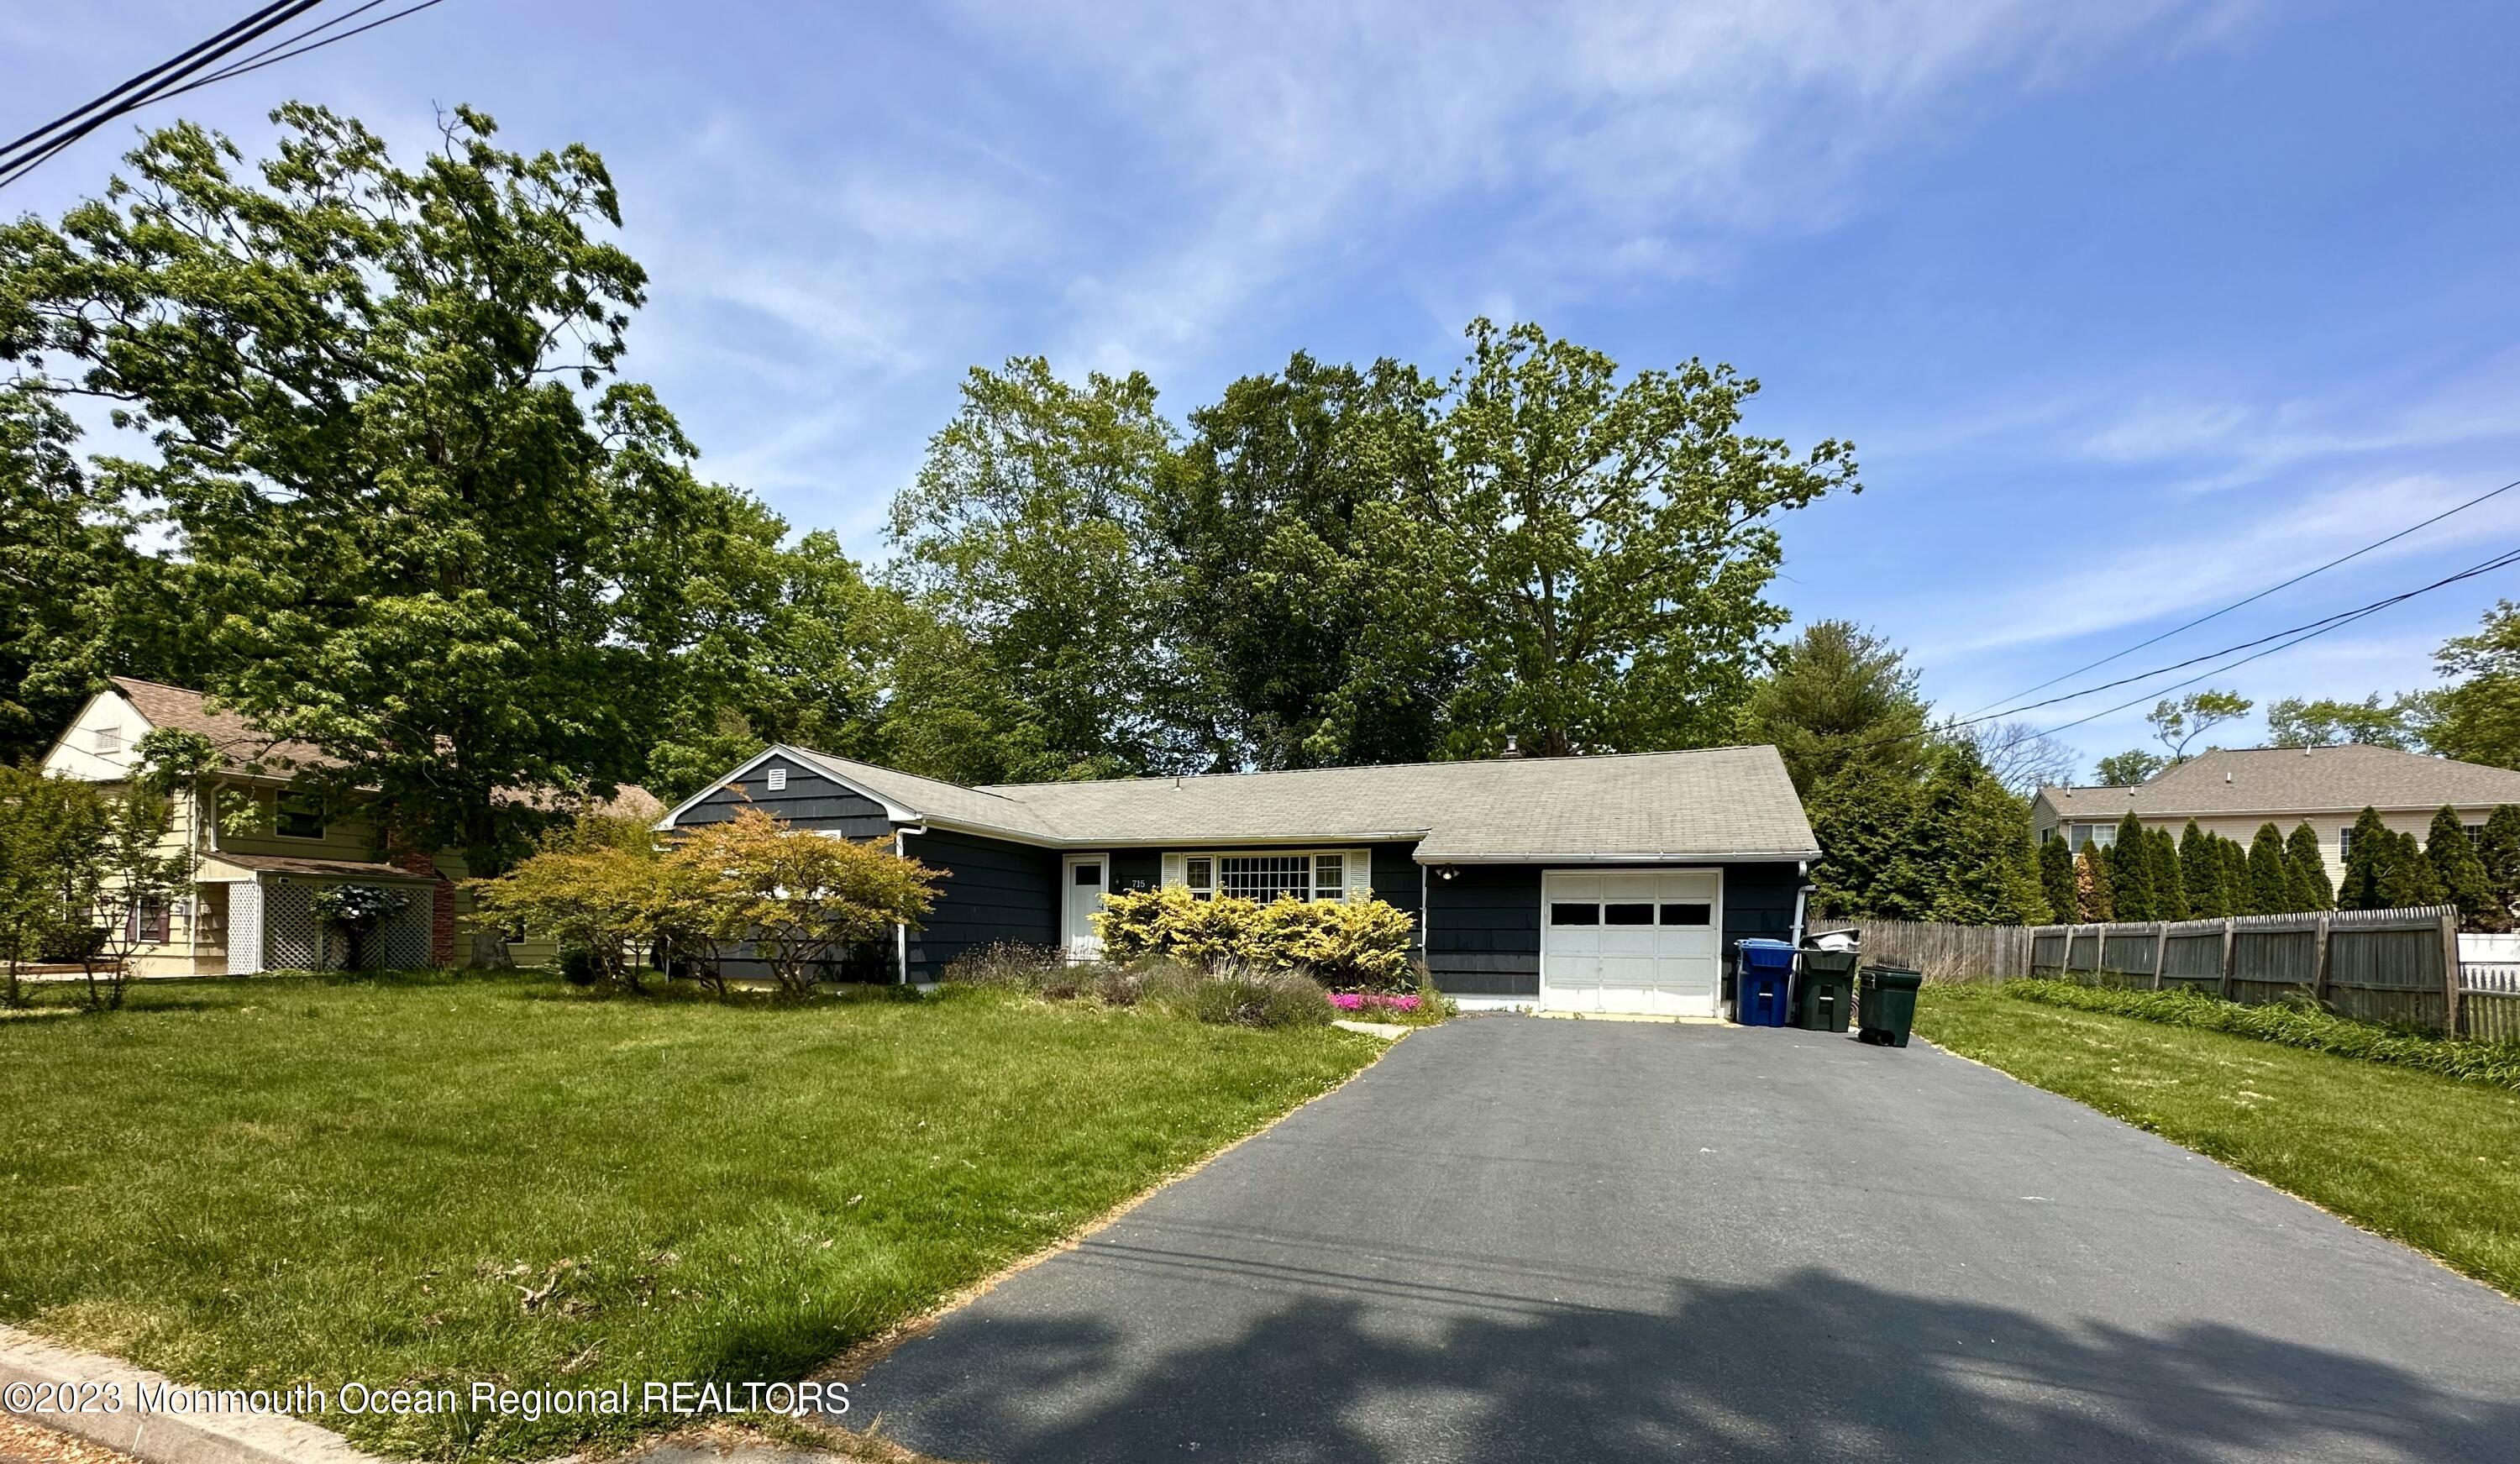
[786,746,1033,807]
[977,743,1777,793]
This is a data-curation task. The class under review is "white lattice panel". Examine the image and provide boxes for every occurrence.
[380,894,433,970]
[264,883,319,971]
[228,883,265,975]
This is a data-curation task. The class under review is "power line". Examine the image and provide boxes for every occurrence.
[1838,541,2520,766]
[1958,475,2520,718]
[0,0,452,193]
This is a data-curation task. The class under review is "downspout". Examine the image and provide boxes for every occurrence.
[1791,861,1811,947]
[895,825,927,984]
[1420,862,1431,968]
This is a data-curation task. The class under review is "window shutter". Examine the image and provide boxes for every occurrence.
[1162,853,1186,888]
[1345,848,1372,900]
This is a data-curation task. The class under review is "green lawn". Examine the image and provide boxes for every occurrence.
[0,973,1379,1459]
[1915,984,2520,1299]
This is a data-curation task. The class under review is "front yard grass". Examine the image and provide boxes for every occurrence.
[0,973,1379,1459]
[1915,984,2520,1300]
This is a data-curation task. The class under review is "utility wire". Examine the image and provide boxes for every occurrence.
[0,1,312,165]
[0,2,325,186]
[1836,541,2520,765]
[1957,475,2520,718]
[0,0,449,193]
[158,0,452,102]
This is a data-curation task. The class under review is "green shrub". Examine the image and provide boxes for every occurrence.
[2003,979,2520,1089]
[1179,961,1333,1030]
[1092,885,1415,986]
[937,942,1063,990]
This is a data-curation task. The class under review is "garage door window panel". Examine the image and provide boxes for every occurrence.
[1604,903,1653,926]
[1550,902,1600,926]
[1661,903,1711,926]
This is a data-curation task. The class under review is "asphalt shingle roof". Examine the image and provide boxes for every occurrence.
[2036,743,2520,820]
[786,744,1819,861]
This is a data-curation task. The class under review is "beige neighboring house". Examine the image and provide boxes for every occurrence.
[39,677,657,977]
[2033,743,2520,884]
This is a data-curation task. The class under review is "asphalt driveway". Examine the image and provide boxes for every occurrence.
[850,1016,2520,1463]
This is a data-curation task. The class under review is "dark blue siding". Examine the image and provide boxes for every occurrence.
[1110,849,1162,894]
[901,826,1060,981]
[1425,864,1541,994]
[676,753,892,838]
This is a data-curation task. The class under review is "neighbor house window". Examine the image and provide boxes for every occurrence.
[2467,823,2486,846]
[275,790,325,840]
[128,898,170,944]
[1184,857,1214,899]
[2338,826,2354,861]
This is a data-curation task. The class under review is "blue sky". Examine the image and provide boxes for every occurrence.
[9,2,2520,774]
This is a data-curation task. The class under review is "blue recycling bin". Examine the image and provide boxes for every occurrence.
[1734,939,1795,1026]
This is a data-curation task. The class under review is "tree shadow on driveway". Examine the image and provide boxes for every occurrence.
[854,1262,2518,1463]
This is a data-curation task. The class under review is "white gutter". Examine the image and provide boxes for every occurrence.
[1418,850,1822,865]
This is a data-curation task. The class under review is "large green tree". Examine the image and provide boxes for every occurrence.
[2429,601,2520,769]
[1160,354,1462,769]
[1,106,774,876]
[1740,620,1930,795]
[2266,693,2429,751]
[2147,826,2188,921]
[888,356,1198,780]
[1410,319,1856,758]
[1744,622,1941,919]
[0,391,191,763]
[2093,749,2164,787]
[2147,690,2253,766]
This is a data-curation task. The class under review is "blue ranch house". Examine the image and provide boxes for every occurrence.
[655,746,1819,1015]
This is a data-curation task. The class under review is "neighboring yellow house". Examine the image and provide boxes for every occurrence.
[38,678,654,976]
[2033,743,2520,885]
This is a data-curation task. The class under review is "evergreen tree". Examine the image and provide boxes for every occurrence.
[2216,835,2250,915]
[2075,845,2113,921]
[2339,807,2391,910]
[2181,821,2226,918]
[1914,745,2050,926]
[2286,821,2334,912]
[2108,812,2155,921]
[2246,822,2295,915]
[2476,804,2520,931]
[2376,828,2446,909]
[2038,837,2076,926]
[2147,826,2187,917]
[2426,805,2496,929]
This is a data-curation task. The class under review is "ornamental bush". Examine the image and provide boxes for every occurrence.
[1093,885,1417,989]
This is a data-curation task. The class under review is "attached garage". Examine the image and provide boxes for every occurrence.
[1540,869,1723,1016]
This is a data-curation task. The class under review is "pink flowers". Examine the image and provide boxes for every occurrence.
[1328,992,1420,1012]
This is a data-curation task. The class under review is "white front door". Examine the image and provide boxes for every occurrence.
[1063,856,1108,958]
[1540,869,1723,1015]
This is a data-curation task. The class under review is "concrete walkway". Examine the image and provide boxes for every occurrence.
[851,1015,2520,1463]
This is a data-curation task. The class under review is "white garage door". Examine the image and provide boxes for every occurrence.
[1540,869,1724,1016]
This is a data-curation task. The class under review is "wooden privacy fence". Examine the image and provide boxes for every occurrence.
[1856,906,2520,1042]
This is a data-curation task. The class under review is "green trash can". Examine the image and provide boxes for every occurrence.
[1857,965,1924,1047]
[1794,949,1857,1032]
